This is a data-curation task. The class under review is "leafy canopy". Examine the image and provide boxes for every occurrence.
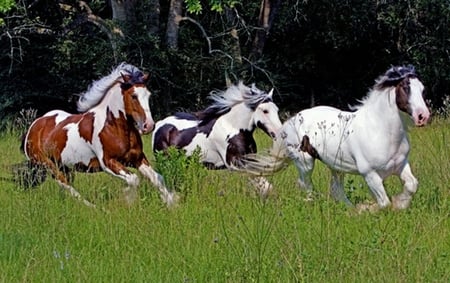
[185,0,240,14]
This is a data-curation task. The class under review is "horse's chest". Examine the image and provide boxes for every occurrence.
[225,130,256,166]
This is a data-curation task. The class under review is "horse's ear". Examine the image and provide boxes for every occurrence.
[142,73,149,82]
[268,88,274,98]
[121,72,131,83]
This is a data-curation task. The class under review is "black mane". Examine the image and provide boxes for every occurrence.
[374,65,417,90]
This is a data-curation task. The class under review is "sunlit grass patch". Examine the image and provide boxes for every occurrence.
[0,120,449,282]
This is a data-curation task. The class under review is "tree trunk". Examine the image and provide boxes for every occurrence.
[78,1,125,63]
[251,0,281,60]
[145,0,161,35]
[225,8,242,65]
[110,0,136,24]
[166,0,183,50]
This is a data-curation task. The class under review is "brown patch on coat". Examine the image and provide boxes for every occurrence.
[24,114,58,162]
[122,85,146,123]
[78,112,95,143]
[300,135,320,160]
[98,108,145,174]
[395,78,411,114]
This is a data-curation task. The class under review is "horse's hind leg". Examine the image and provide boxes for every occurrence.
[392,163,418,210]
[47,161,95,207]
[330,171,352,206]
[55,179,96,208]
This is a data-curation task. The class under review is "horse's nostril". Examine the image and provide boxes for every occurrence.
[418,113,424,121]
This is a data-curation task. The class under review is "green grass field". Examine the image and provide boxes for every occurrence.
[0,120,449,282]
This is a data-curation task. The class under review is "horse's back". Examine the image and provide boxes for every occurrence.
[24,110,96,166]
[282,105,359,172]
[152,115,200,151]
[24,110,68,160]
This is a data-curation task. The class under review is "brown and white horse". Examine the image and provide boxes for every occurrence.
[22,63,178,207]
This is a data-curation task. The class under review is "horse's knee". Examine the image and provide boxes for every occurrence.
[403,175,418,195]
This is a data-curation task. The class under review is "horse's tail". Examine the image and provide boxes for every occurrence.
[11,161,47,189]
[231,137,289,176]
[20,132,27,153]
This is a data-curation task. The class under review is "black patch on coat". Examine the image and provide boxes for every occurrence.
[153,117,218,152]
[174,112,197,120]
[226,129,257,167]
[300,135,321,160]
[257,121,272,137]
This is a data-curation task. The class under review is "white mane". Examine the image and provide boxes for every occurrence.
[77,62,142,112]
[349,65,417,111]
[349,87,392,111]
[207,81,271,113]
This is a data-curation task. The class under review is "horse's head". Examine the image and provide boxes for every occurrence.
[377,65,430,126]
[120,72,155,134]
[250,87,283,138]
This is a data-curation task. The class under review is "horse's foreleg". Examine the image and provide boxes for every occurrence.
[138,163,179,207]
[363,171,391,209]
[330,171,352,206]
[103,160,140,205]
[291,153,315,201]
[392,163,418,210]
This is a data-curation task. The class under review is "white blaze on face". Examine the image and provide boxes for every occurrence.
[408,78,430,126]
[135,86,155,134]
[254,101,283,138]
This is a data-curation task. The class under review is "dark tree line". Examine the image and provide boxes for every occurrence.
[1,0,449,129]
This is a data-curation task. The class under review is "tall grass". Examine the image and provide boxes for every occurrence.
[0,122,449,282]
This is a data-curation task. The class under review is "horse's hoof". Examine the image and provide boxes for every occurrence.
[356,202,380,213]
[163,192,180,208]
[123,187,138,205]
[392,194,411,210]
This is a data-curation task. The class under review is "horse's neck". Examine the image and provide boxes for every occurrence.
[94,88,126,120]
[357,89,408,148]
[220,103,254,130]
[358,89,404,130]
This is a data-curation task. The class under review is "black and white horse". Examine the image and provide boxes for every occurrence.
[152,82,283,195]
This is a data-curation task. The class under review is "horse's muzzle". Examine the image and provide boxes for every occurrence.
[139,120,155,135]
[414,108,430,127]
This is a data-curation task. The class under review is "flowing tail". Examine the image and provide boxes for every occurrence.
[230,137,290,176]
[9,161,47,189]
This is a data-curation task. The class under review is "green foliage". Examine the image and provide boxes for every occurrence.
[185,0,203,14]
[154,146,207,199]
[185,0,240,14]
[0,0,14,13]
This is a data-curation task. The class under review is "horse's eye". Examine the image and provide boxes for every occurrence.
[263,109,269,114]
[132,94,138,100]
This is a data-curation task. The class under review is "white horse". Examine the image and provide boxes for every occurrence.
[152,81,283,195]
[243,65,430,210]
